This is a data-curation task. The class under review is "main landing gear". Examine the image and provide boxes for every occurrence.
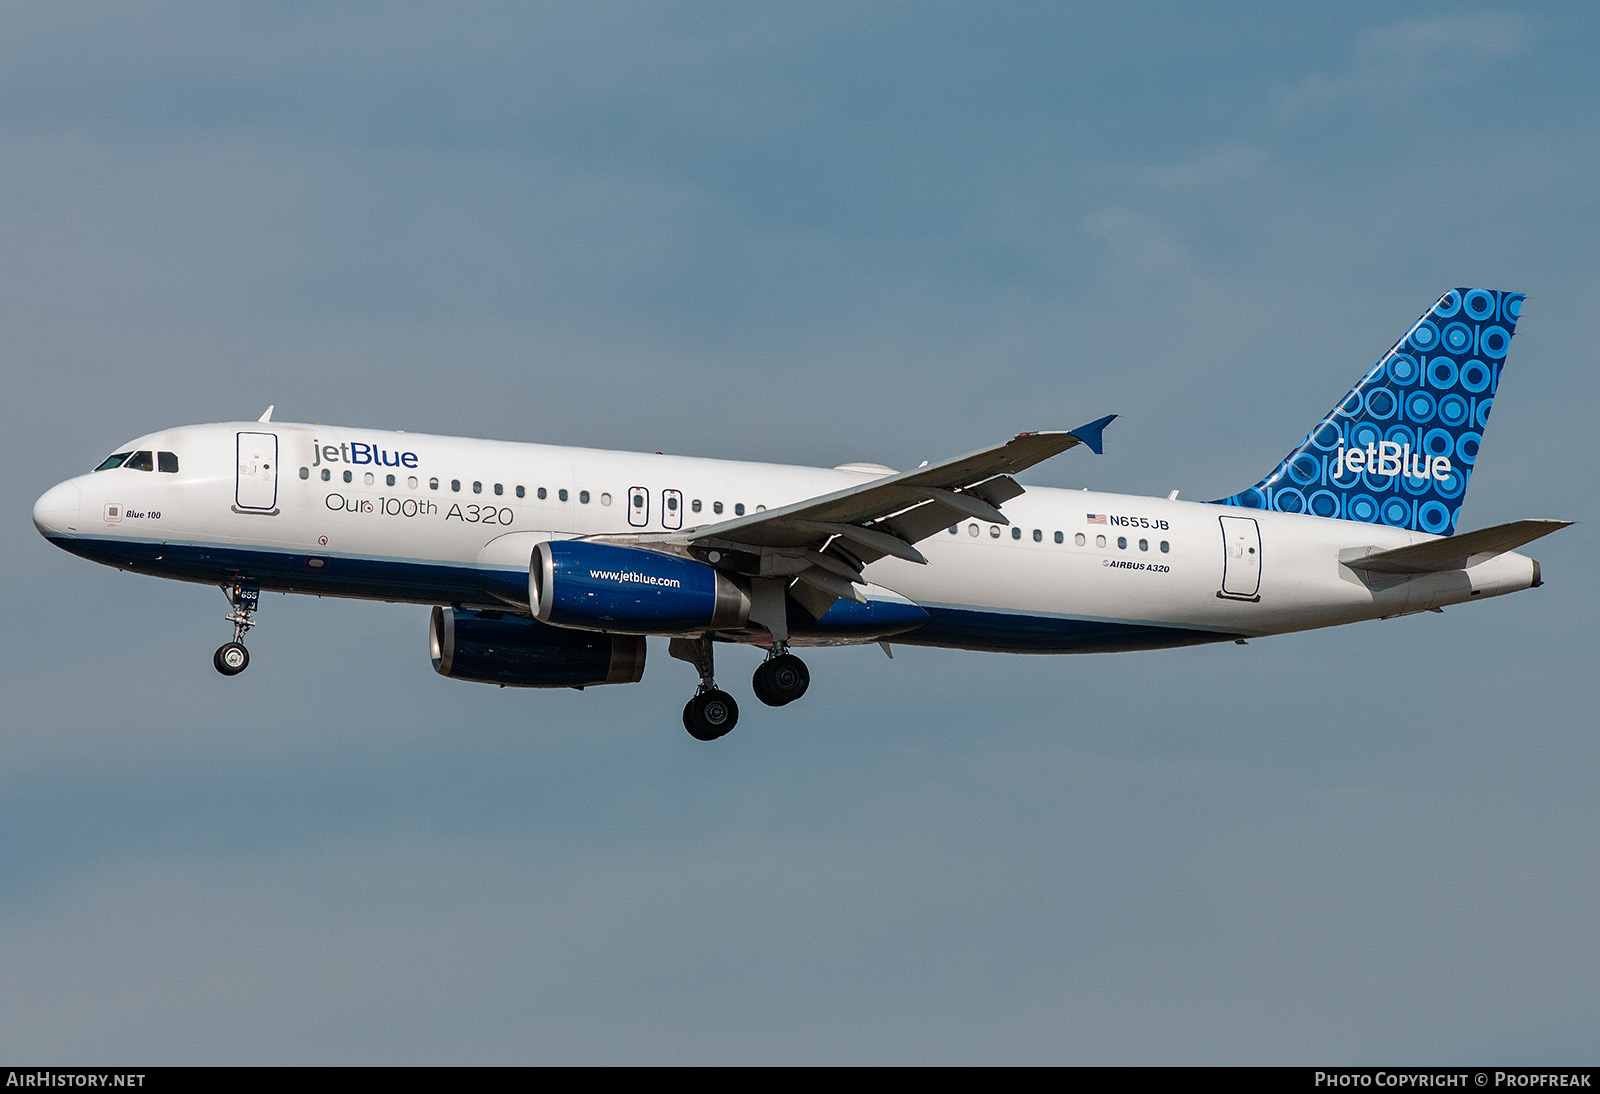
[752,645,810,707]
[670,637,812,741]
[671,636,739,741]
[214,581,259,677]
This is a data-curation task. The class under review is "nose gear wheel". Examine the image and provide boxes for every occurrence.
[214,581,260,676]
[214,641,250,675]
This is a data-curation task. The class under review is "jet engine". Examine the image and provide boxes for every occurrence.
[531,540,750,634]
[429,606,646,688]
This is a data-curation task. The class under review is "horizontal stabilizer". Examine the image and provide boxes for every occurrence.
[1340,519,1571,574]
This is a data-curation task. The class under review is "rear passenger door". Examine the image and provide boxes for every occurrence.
[1218,515,1261,599]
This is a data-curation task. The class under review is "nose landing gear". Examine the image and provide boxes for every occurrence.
[214,581,259,676]
[214,641,249,675]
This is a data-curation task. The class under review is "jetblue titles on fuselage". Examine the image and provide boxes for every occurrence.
[311,440,421,469]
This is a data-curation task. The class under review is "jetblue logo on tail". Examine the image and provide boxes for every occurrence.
[1332,441,1451,483]
[1212,288,1522,535]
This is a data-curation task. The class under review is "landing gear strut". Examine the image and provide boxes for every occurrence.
[214,581,259,676]
[752,645,810,707]
[670,636,739,741]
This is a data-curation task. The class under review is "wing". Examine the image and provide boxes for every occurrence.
[683,415,1115,615]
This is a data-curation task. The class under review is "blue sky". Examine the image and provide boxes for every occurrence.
[3,2,1596,1063]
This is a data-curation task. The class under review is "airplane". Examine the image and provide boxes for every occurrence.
[32,288,1569,741]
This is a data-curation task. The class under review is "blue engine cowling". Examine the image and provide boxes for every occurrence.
[429,606,646,688]
[532,541,751,634]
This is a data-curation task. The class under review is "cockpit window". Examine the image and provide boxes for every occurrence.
[158,451,179,473]
[125,451,155,471]
[95,452,132,471]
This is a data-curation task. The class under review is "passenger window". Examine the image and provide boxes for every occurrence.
[451,479,461,492]
[949,526,958,535]
[1095,534,1106,548]
[989,525,1001,538]
[968,523,978,536]
[1139,538,1148,551]
[1033,529,1042,542]
[516,486,525,498]
[1160,540,1170,553]
[692,499,702,513]
[364,472,375,485]
[94,452,131,471]
[537,487,547,500]
[408,476,418,489]
[1011,527,1021,540]
[429,477,439,490]
[322,469,331,481]
[580,490,590,504]
[343,470,353,483]
[126,451,154,471]
[559,489,569,502]
[299,467,309,480]
[472,481,482,494]
[1073,533,1083,546]
[494,483,503,496]
[1117,536,1127,549]
[386,474,396,486]
[713,501,723,514]
[601,493,612,505]
[158,452,179,473]
[734,503,744,516]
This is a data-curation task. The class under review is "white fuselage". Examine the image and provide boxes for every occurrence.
[32,421,1541,654]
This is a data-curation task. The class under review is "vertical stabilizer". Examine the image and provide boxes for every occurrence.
[1212,288,1523,535]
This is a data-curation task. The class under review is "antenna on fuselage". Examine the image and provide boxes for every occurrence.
[258,405,275,422]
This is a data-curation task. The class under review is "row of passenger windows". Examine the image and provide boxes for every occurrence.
[297,466,754,515]
[95,450,179,473]
[97,452,1157,551]
[292,461,1164,549]
[948,524,1171,553]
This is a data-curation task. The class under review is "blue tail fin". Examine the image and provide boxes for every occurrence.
[1212,288,1523,535]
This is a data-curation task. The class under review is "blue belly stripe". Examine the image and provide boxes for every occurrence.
[46,534,1240,653]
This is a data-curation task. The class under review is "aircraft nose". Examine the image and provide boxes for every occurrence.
[33,480,81,537]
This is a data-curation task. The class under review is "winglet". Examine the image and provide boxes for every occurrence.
[1068,414,1117,455]
[258,405,275,423]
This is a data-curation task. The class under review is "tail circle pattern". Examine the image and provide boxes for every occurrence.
[1212,288,1522,535]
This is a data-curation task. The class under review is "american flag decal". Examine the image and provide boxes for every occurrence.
[1086,513,1107,525]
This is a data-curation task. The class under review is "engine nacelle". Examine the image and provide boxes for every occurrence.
[532,540,751,634]
[429,606,646,688]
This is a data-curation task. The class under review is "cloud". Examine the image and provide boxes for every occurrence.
[1273,12,1531,120]
[1125,142,1271,192]
[1081,206,1190,273]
